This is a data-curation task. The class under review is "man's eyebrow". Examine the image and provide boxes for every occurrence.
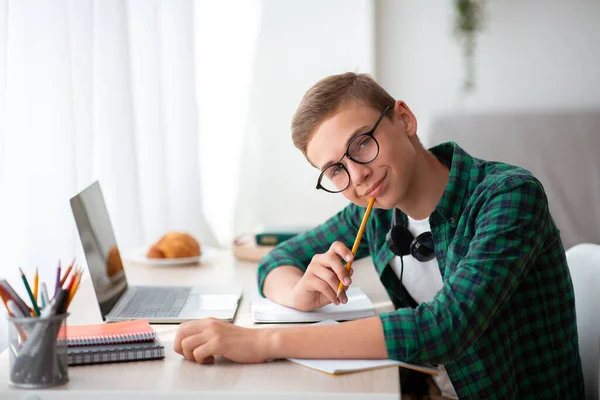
[320,125,368,171]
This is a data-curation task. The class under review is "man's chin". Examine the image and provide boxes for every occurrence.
[372,197,396,210]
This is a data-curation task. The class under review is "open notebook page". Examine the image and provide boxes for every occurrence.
[288,320,439,376]
[251,287,375,323]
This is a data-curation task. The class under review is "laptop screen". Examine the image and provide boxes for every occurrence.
[70,181,128,319]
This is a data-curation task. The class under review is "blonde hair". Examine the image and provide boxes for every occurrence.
[291,72,395,156]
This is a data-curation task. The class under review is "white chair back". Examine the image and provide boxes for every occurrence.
[567,243,600,400]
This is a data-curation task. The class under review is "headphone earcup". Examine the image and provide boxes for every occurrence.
[385,228,399,256]
[410,232,435,262]
[386,224,413,257]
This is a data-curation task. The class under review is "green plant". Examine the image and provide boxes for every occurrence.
[454,0,485,92]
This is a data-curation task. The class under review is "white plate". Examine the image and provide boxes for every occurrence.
[124,246,218,266]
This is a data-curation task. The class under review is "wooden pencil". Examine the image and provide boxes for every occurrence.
[336,197,376,297]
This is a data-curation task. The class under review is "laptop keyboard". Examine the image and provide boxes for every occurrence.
[119,287,192,319]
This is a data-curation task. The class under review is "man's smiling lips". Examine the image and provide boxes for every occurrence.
[362,173,387,197]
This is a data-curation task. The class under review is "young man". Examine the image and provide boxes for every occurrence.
[174,73,584,399]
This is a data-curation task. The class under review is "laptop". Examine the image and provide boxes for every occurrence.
[70,181,242,323]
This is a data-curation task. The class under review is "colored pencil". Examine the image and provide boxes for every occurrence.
[66,269,83,308]
[54,261,61,299]
[59,259,75,287]
[18,267,41,317]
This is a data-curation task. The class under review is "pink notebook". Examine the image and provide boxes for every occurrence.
[61,319,156,346]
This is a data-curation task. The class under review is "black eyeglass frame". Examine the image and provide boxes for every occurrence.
[315,105,392,193]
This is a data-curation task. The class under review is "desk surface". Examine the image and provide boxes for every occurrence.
[0,250,399,399]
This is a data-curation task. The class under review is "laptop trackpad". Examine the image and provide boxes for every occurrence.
[181,293,240,312]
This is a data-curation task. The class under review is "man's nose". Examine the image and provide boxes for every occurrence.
[346,161,372,186]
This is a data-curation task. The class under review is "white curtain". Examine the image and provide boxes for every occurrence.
[0,0,373,350]
[0,0,261,348]
[1,0,210,279]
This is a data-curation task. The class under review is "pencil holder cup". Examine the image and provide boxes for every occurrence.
[7,313,69,389]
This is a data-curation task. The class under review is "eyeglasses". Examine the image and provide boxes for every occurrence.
[316,106,391,193]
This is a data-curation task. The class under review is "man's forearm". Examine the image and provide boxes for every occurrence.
[264,316,389,359]
[262,266,303,307]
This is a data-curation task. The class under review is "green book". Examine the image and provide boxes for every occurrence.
[255,225,312,246]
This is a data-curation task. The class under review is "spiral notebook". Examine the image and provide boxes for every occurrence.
[251,287,375,323]
[68,338,165,366]
[63,319,156,346]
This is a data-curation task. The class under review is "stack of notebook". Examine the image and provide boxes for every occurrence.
[63,319,165,366]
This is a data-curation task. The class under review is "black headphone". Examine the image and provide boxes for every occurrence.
[384,156,448,290]
[385,208,435,262]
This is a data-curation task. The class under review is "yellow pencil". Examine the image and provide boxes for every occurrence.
[33,267,39,302]
[336,197,376,297]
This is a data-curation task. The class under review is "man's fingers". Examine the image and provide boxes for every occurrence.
[329,241,354,262]
[180,333,208,361]
[339,269,354,303]
[174,328,186,354]
[324,251,352,286]
[177,320,201,338]
[340,291,348,304]
[326,242,353,286]
[201,355,215,364]
[174,320,205,354]
[312,267,343,302]
[174,334,183,355]
[310,277,338,305]
[306,243,356,307]
[193,343,216,364]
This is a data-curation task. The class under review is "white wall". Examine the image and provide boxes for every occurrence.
[376,0,600,145]
[236,0,600,234]
[235,0,375,234]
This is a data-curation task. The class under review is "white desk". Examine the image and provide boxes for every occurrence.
[0,250,400,399]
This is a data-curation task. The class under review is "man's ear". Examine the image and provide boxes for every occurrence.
[393,100,417,137]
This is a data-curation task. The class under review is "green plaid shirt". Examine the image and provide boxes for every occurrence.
[257,142,584,399]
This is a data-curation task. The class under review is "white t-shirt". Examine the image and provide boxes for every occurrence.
[389,216,458,399]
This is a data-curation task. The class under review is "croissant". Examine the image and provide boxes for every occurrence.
[146,232,201,259]
[106,245,124,277]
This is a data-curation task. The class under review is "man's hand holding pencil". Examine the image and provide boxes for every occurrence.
[285,241,356,311]
[284,198,376,312]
